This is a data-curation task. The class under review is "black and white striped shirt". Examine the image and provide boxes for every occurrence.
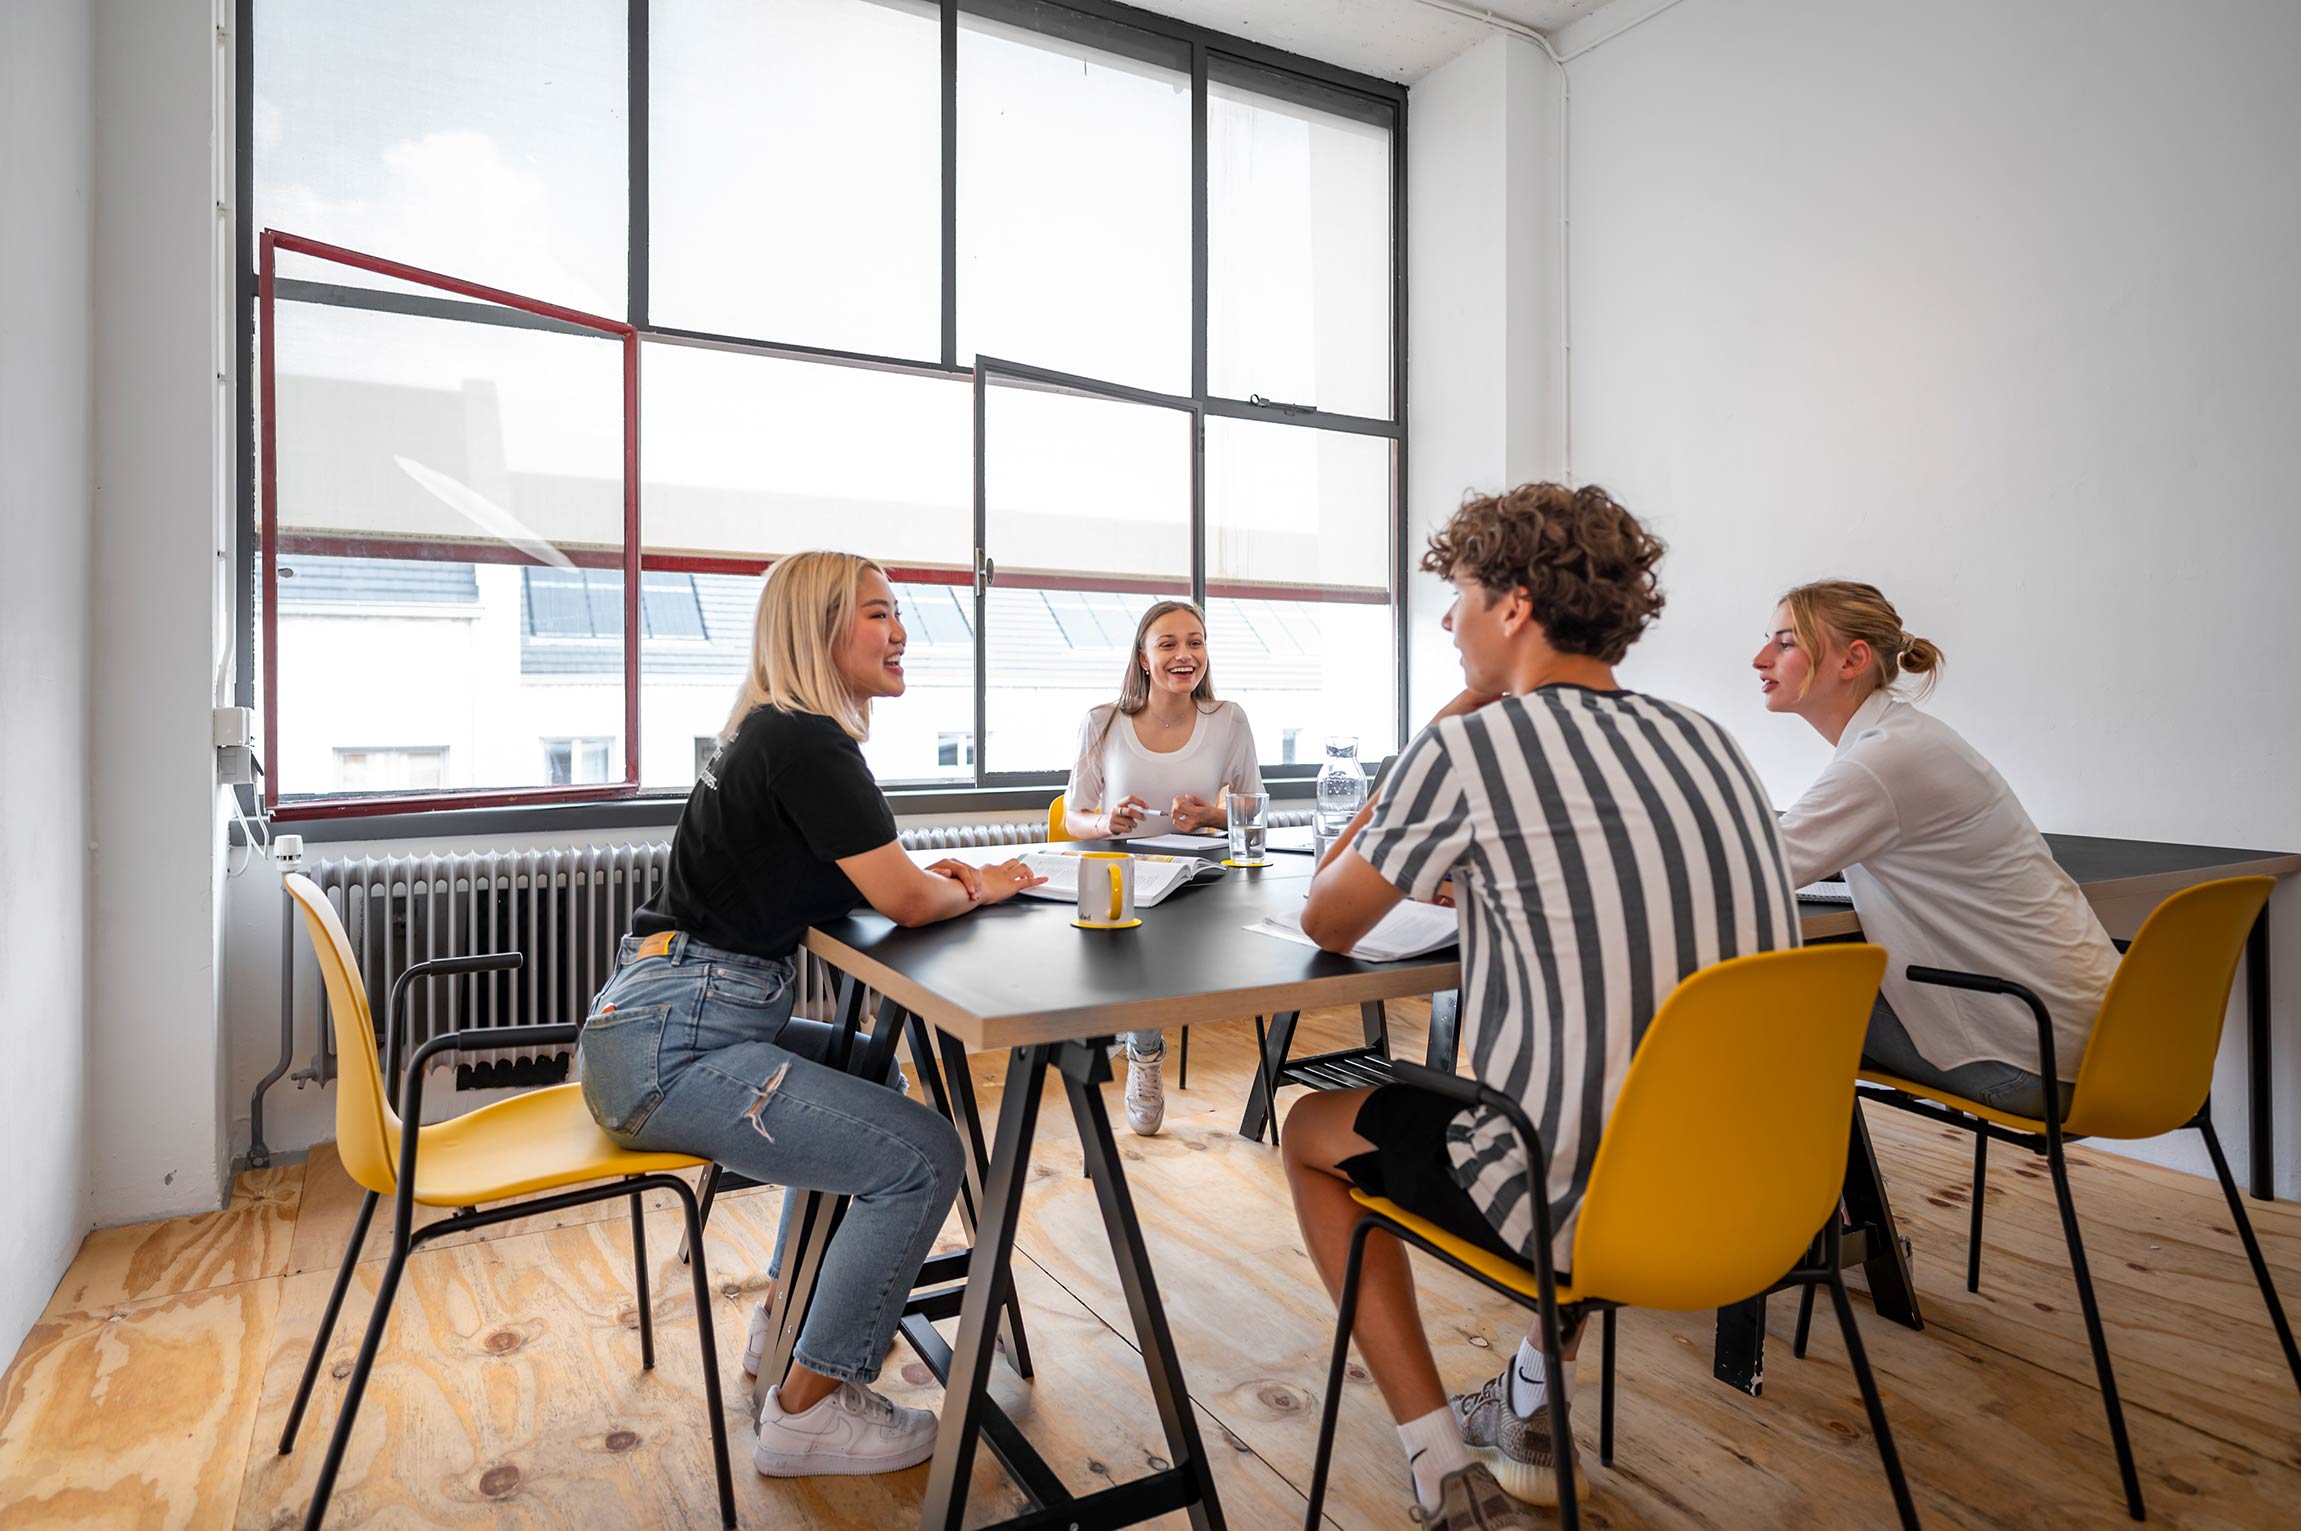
[1356,686,1799,1264]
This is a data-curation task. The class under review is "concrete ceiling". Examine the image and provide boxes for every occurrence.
[1131,0,1628,83]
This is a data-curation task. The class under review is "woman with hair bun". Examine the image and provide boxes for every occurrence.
[1753,580,2118,1118]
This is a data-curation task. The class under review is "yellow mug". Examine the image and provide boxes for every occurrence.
[1072,851,1140,930]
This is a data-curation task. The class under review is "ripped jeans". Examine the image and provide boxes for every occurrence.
[577,932,963,1384]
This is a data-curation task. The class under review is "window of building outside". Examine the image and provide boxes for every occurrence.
[251,0,1402,813]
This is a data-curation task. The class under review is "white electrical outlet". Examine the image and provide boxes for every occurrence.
[212,705,256,748]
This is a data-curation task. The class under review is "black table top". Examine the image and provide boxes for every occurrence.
[808,856,1459,1050]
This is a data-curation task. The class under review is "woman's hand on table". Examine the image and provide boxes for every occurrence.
[972,858,1048,905]
[925,859,986,901]
[1170,792,1222,833]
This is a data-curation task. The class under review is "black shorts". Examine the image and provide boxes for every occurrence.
[1337,1084,1533,1270]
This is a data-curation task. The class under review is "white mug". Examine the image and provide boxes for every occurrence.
[1073,851,1139,929]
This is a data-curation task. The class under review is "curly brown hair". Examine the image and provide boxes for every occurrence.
[1421,483,1667,662]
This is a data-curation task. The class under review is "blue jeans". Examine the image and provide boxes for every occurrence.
[577,932,964,1384]
[1864,994,2073,1122]
[1126,1028,1164,1059]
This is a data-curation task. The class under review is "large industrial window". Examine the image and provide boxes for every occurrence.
[243,0,1405,816]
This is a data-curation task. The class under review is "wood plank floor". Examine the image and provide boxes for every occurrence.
[4,999,2297,1529]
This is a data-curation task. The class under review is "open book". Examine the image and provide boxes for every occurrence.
[1016,852,1228,908]
[1247,900,1459,962]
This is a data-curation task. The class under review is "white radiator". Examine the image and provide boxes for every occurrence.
[284,812,1309,1093]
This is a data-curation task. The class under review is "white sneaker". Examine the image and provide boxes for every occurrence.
[1125,1047,1166,1136]
[753,1381,939,1476]
[742,1298,770,1378]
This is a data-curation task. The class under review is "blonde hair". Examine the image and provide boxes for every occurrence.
[1091,598,1218,758]
[1781,580,1945,701]
[722,551,886,742]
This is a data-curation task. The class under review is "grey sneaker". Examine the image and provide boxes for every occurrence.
[1411,1463,1539,1528]
[1449,1367,1581,1506]
[1124,1047,1166,1135]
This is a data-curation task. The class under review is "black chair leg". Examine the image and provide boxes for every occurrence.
[630,1187,655,1370]
[1967,1131,1989,1293]
[302,1229,413,1531]
[2047,1139,2145,1520]
[679,1161,723,1266]
[1537,1298,1580,1531]
[1599,1308,1617,1467]
[1304,1217,1377,1529]
[1178,1024,1189,1090]
[280,1187,378,1454]
[1825,1272,1921,1531]
[1793,1282,1818,1359]
[669,1177,739,1529]
[2199,1117,2301,1400]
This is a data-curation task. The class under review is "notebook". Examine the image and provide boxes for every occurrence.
[1798,878,1854,904]
[1016,851,1227,908]
[1246,900,1459,962]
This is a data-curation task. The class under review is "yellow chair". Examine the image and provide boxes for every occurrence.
[1048,792,1074,842]
[1303,945,1917,1531]
[1840,875,2296,1522]
[276,874,736,1531]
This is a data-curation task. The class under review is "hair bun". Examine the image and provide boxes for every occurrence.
[1899,635,1942,673]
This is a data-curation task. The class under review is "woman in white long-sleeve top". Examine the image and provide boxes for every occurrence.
[1753,579,2120,1118]
[1066,598,1263,1135]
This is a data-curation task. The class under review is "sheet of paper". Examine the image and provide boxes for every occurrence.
[1129,831,1227,853]
[1246,900,1458,962]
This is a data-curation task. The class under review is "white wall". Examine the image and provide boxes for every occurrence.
[1405,33,1562,722]
[0,0,96,1358]
[1564,0,2301,1192]
[87,0,234,1225]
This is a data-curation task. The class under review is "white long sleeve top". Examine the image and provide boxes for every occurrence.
[1778,690,2120,1077]
[1066,701,1263,838]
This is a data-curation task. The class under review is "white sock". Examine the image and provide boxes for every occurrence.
[1398,1406,1472,1512]
[1511,1336,1571,1418]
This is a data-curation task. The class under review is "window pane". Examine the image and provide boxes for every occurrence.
[959,8,1190,391]
[641,571,760,791]
[860,582,977,786]
[1208,65,1392,417]
[270,296,627,799]
[651,0,940,356]
[985,585,1192,776]
[644,344,973,572]
[253,0,625,313]
[1207,597,1396,765]
[984,381,1191,584]
[1205,417,1390,594]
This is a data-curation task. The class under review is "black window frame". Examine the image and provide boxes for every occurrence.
[233,0,1407,829]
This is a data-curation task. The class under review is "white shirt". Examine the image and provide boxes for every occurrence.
[1778,690,2120,1077]
[1067,700,1263,837]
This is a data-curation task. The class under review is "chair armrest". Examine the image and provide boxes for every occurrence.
[387,952,526,1086]
[1903,963,2064,1107]
[1386,1061,1560,1281]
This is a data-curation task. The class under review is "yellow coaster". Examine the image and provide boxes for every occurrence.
[1222,857,1274,868]
[1072,918,1143,930]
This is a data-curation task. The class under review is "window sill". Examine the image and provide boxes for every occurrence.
[258,775,1323,846]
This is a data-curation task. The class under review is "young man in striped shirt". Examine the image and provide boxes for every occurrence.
[1287,483,1799,1527]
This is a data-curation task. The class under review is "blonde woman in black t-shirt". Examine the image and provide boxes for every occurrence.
[580,551,1041,1479]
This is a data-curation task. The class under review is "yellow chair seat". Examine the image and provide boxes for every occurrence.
[1349,1189,1582,1305]
[1858,1069,2051,1133]
[406,1082,706,1207]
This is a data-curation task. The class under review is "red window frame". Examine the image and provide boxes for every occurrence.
[259,231,642,819]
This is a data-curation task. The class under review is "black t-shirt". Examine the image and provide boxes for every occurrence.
[634,705,899,960]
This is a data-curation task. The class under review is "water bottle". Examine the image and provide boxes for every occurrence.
[1315,735,1366,849]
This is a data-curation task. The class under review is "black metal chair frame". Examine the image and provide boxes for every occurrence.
[1303,1062,1920,1531]
[279,953,737,1531]
[1815,962,2301,1522]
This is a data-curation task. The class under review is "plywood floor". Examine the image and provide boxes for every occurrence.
[5,1000,2298,1529]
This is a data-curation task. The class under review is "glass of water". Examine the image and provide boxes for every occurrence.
[1227,790,1269,864]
